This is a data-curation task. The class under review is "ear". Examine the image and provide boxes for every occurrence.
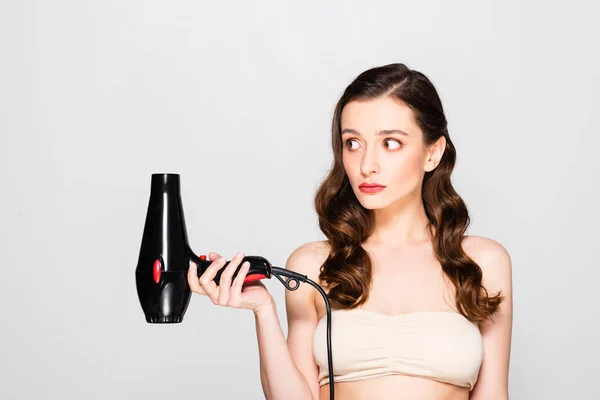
[424,136,446,172]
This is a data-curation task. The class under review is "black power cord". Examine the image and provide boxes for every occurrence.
[270,266,334,400]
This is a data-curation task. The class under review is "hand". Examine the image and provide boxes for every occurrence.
[188,251,274,314]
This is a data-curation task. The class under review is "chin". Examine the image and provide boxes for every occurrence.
[354,196,389,210]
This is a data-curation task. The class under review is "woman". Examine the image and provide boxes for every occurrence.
[188,63,513,400]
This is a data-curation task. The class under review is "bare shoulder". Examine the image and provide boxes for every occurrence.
[284,240,331,317]
[462,235,512,291]
[285,240,331,283]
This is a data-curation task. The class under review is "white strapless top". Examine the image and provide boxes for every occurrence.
[312,308,483,390]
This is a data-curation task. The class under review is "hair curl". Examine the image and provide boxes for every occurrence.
[314,63,503,323]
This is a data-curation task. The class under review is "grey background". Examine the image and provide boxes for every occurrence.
[1,0,598,399]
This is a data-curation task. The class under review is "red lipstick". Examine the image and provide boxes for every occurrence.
[358,182,386,194]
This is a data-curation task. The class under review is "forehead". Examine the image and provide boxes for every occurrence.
[341,97,420,137]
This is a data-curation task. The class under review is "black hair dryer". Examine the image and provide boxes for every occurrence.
[135,173,275,323]
[134,173,336,399]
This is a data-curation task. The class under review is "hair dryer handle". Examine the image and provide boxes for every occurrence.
[192,254,272,286]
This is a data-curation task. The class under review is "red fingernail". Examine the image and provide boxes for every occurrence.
[200,255,207,260]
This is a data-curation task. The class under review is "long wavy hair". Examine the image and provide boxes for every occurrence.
[314,63,503,323]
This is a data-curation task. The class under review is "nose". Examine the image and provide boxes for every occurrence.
[360,146,380,177]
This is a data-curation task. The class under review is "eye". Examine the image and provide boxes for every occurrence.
[344,138,360,150]
[385,139,402,150]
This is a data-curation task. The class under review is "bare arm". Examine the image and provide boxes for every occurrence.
[468,237,513,400]
[256,242,324,400]
[254,301,314,400]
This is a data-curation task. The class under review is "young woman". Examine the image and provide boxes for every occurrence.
[188,63,513,400]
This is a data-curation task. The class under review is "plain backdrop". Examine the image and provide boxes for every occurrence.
[1,1,598,399]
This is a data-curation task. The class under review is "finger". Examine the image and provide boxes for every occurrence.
[187,261,208,295]
[228,261,250,307]
[218,251,244,305]
[199,258,226,302]
[192,253,219,296]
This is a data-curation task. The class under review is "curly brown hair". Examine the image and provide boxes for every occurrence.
[314,63,503,323]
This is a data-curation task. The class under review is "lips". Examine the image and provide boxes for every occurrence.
[358,183,386,194]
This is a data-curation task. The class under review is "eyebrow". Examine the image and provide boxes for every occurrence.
[341,129,409,137]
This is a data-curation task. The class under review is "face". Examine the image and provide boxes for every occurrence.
[340,96,444,210]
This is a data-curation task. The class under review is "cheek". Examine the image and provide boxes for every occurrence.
[342,155,354,176]
[387,152,424,185]
[343,155,367,185]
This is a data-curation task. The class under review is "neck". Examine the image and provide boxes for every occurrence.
[367,194,433,248]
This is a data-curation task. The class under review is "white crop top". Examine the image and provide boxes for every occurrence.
[312,308,483,390]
